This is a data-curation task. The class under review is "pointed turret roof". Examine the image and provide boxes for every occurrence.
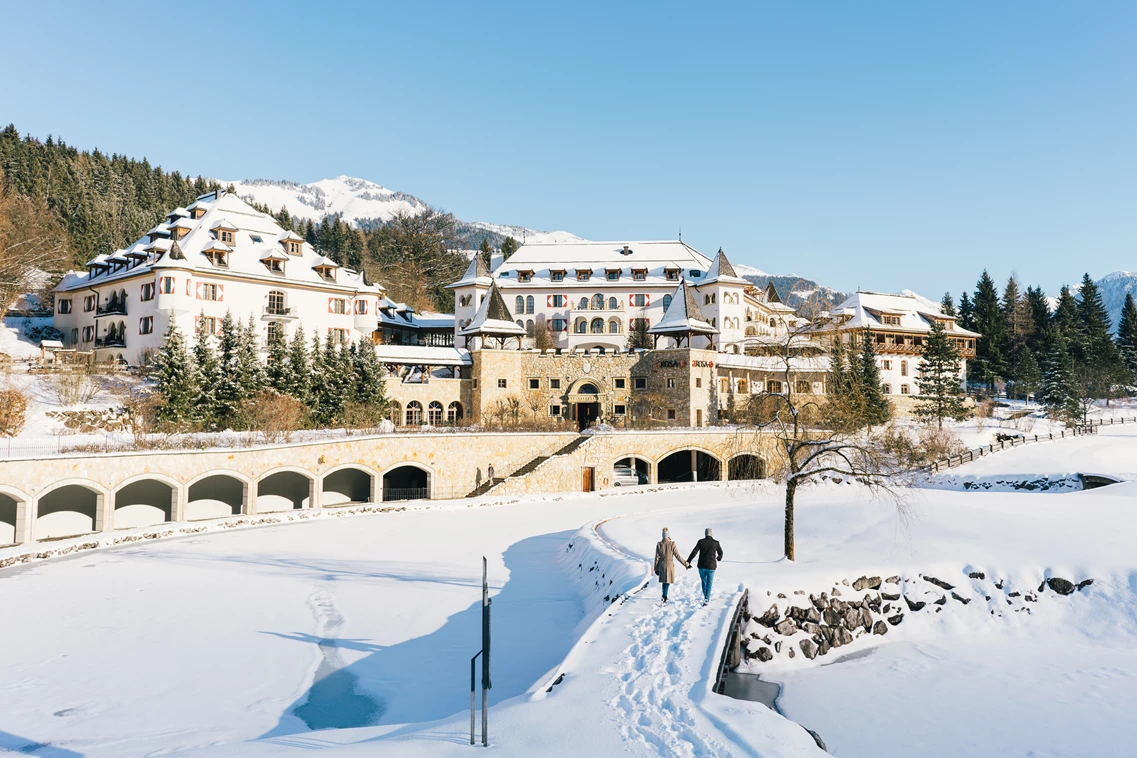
[448,253,493,289]
[765,282,782,304]
[702,247,747,285]
[459,282,526,337]
[648,281,718,336]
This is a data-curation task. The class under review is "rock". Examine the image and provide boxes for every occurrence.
[801,622,822,636]
[762,635,773,646]
[969,571,986,580]
[881,592,900,601]
[806,606,821,623]
[756,647,773,662]
[834,626,854,647]
[883,603,891,614]
[757,604,780,627]
[843,608,862,630]
[829,599,847,613]
[904,596,926,612]
[923,575,955,591]
[775,619,798,636]
[1008,591,1021,597]
[951,592,971,605]
[1038,580,1047,593]
[774,641,782,653]
[799,639,818,660]
[841,579,850,586]
[831,588,841,597]
[1047,577,1076,596]
[1024,593,1036,603]
[873,620,888,635]
[887,614,904,625]
[817,638,831,656]
[995,580,1004,590]
[852,575,882,591]
[794,590,805,595]
[933,595,947,606]
[886,575,900,584]
[860,607,874,631]
[803,727,827,752]
[1077,579,1094,591]
[788,647,795,658]
[823,608,842,627]
[777,593,786,599]
[810,594,829,611]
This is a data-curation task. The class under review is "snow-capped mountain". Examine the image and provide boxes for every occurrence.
[224,176,582,247]
[1096,271,1137,332]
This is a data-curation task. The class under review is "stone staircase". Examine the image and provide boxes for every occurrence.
[468,435,592,497]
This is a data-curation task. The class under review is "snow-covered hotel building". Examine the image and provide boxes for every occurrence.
[809,291,979,404]
[51,190,449,364]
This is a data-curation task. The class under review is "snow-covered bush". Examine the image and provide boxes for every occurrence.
[51,371,102,405]
[236,390,309,443]
[0,386,28,437]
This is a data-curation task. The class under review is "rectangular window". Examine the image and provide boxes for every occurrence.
[498,378,507,389]
[529,378,540,390]
[696,378,702,388]
[613,404,626,416]
[633,269,646,281]
[882,383,891,395]
[665,269,679,281]
[160,277,175,295]
[634,377,646,390]
[667,378,676,389]
[70,328,78,345]
[632,294,646,307]
[551,271,565,282]
[331,298,346,314]
[355,300,368,315]
[518,271,533,283]
[551,294,565,308]
[881,359,892,370]
[140,283,155,301]
[901,384,910,395]
[767,380,784,393]
[614,378,626,389]
[900,361,908,377]
[57,299,72,314]
[200,316,219,334]
[84,295,96,312]
[607,270,620,281]
[328,328,348,345]
[82,326,94,342]
[550,378,561,389]
[218,229,235,244]
[795,380,811,394]
[552,318,566,332]
[667,409,677,420]
[200,283,220,301]
[249,235,263,244]
[139,316,154,335]
[576,270,591,282]
[549,405,561,416]
[737,379,748,394]
[690,270,701,278]
[720,378,729,392]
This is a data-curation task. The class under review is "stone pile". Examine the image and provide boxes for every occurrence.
[46,408,128,433]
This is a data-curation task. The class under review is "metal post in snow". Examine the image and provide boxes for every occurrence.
[470,651,481,745]
[481,555,491,747]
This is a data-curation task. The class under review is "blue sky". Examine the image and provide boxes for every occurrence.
[2,1,1135,299]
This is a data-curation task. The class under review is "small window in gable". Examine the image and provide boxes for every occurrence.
[551,270,565,282]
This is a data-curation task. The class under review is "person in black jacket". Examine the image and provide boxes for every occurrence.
[687,528,723,604]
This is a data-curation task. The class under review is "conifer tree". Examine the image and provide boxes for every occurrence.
[214,311,241,423]
[1025,286,1051,354]
[1076,273,1119,371]
[914,322,969,428]
[234,314,265,400]
[1038,329,1079,423]
[940,292,956,317]
[957,292,976,332]
[857,329,891,427]
[1013,346,1041,401]
[352,338,387,408]
[266,326,289,392]
[191,313,221,427]
[973,271,1006,391]
[1051,285,1083,349]
[1116,292,1137,381]
[152,322,195,422]
[478,237,493,267]
[500,236,519,260]
[283,327,311,403]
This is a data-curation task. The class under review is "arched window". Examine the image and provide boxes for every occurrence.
[516,319,525,329]
[526,295,535,314]
[745,326,756,336]
[591,294,604,310]
[663,294,673,310]
[267,321,284,344]
[447,401,463,424]
[575,318,587,334]
[405,401,423,426]
[267,290,286,315]
[590,318,604,334]
[608,297,618,310]
[526,319,535,336]
[427,401,443,425]
[579,297,589,310]
[515,296,524,314]
[769,318,777,327]
[608,319,620,334]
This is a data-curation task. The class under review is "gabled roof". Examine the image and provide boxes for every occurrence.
[166,207,190,219]
[648,282,718,336]
[280,230,304,242]
[210,218,238,231]
[313,255,340,268]
[260,249,289,262]
[459,282,526,336]
[448,253,493,289]
[817,291,981,338]
[765,283,782,304]
[701,248,747,285]
[202,240,232,253]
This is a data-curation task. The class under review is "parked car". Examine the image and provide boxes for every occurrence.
[612,465,646,486]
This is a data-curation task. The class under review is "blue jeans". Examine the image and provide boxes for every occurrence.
[662,582,670,599]
[698,568,715,600]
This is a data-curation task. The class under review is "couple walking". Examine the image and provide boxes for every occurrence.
[654,527,723,605]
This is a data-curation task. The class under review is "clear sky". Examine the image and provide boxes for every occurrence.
[2,1,1135,299]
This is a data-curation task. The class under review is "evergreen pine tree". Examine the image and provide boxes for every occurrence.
[957,292,976,332]
[914,322,969,428]
[478,237,493,267]
[266,326,289,392]
[234,315,265,400]
[214,311,241,423]
[1051,285,1083,349]
[352,338,387,408]
[1025,286,1051,354]
[152,322,195,422]
[1116,292,1137,381]
[500,236,519,260]
[283,327,311,403]
[191,313,221,427]
[940,292,956,317]
[1038,329,1080,423]
[973,271,1007,391]
[308,332,326,420]
[858,329,891,427]
[1013,346,1042,401]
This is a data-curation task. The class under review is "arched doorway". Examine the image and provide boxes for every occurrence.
[570,381,601,431]
[0,493,18,545]
[257,470,313,512]
[657,450,721,483]
[614,456,650,485]
[383,465,430,502]
[187,474,246,520]
[322,467,372,507]
[115,478,174,529]
[728,455,766,480]
[36,483,101,540]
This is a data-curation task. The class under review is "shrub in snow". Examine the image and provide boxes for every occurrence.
[51,370,102,406]
[0,386,28,437]
[235,390,309,443]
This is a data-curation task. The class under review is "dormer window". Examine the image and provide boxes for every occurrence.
[210,219,238,245]
[690,270,701,278]
[190,208,206,219]
[218,229,235,244]
[315,265,336,282]
[518,270,533,283]
[550,269,565,282]
[204,250,229,268]
[882,314,902,326]
[576,268,592,282]
[606,268,621,282]
[632,268,647,281]
[665,268,680,281]
[264,258,284,274]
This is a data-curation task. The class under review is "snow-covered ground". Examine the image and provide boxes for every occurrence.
[2,427,1137,756]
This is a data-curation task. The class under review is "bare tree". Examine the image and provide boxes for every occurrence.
[0,187,70,311]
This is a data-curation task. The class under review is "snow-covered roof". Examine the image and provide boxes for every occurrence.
[648,282,718,336]
[169,217,195,230]
[700,248,748,286]
[55,191,386,296]
[818,291,980,338]
[202,240,232,253]
[373,345,471,366]
[166,207,190,219]
[714,353,830,373]
[259,249,289,262]
[459,283,526,336]
[447,254,493,289]
[475,240,715,289]
[210,218,238,230]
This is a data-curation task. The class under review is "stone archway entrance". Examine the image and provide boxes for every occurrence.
[567,380,602,431]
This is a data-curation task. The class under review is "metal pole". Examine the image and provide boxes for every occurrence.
[481,556,492,746]
[470,651,481,745]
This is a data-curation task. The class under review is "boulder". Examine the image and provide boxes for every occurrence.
[757,604,780,627]
[817,638,831,656]
[829,599,847,613]
[831,588,842,597]
[1047,578,1076,596]
[853,575,882,591]
[801,622,822,636]
[887,614,904,625]
[886,575,901,584]
[775,619,798,636]
[951,592,971,605]
[1038,580,1046,593]
[843,608,862,630]
[922,575,955,591]
[872,620,888,635]
[933,595,947,606]
[777,593,786,599]
[756,647,773,662]
[882,603,891,614]
[881,592,900,601]
[968,571,986,580]
[799,639,818,660]
[994,580,1004,590]
[860,607,874,631]
[823,608,842,627]
[833,626,854,647]
[810,593,829,610]
[1077,579,1094,591]
[904,597,926,612]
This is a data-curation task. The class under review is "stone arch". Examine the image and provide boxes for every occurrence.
[427,400,444,425]
[322,464,376,507]
[114,473,178,529]
[36,479,107,540]
[0,484,30,546]
[614,456,650,485]
[728,454,766,480]
[656,448,722,483]
[447,401,464,424]
[382,462,433,502]
[574,318,587,334]
[186,471,249,521]
[405,401,423,426]
[591,294,605,310]
[590,317,605,334]
[257,467,314,512]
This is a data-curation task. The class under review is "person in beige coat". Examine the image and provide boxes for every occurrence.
[654,528,690,604]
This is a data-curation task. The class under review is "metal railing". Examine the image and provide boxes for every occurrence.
[381,487,431,502]
[713,588,749,695]
[95,301,127,316]
[94,336,127,348]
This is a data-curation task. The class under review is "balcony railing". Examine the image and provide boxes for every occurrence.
[94,336,127,348]
[95,302,127,317]
[262,306,295,319]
